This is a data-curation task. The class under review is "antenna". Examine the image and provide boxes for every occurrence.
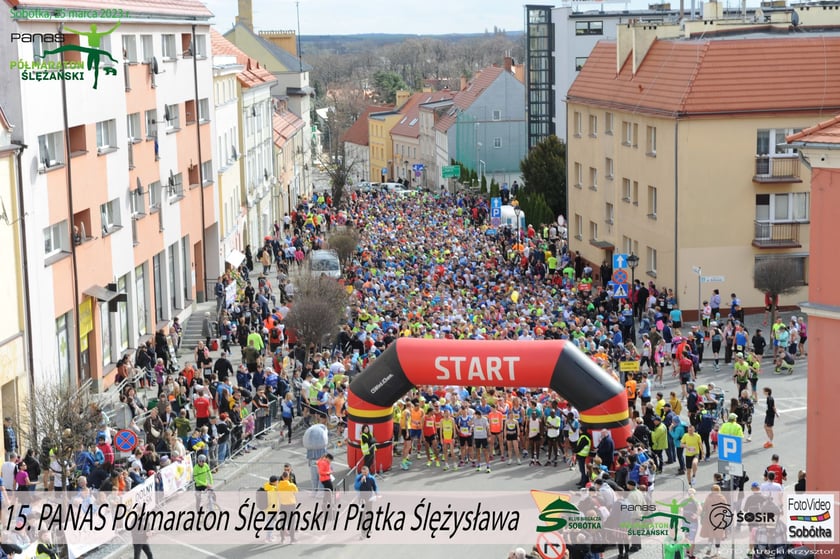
[296,0,303,72]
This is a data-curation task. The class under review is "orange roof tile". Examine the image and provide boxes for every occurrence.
[390,91,454,139]
[210,29,275,89]
[568,36,840,116]
[339,104,393,146]
[273,110,304,148]
[434,66,505,133]
[6,0,212,17]
[787,113,840,145]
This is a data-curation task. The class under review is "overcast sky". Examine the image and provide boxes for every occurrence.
[204,0,525,36]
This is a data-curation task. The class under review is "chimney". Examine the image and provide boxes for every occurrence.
[504,56,514,73]
[395,90,410,108]
[236,0,253,30]
[460,76,468,91]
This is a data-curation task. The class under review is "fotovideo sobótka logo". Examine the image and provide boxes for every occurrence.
[787,494,837,543]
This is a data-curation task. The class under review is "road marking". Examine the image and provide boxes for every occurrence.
[156,537,227,558]
[248,473,268,481]
[778,406,807,414]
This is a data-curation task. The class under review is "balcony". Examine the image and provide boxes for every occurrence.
[753,155,802,183]
[753,220,802,248]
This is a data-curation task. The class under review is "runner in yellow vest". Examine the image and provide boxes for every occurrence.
[439,410,457,471]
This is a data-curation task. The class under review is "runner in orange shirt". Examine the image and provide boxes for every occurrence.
[400,401,424,470]
[488,404,505,462]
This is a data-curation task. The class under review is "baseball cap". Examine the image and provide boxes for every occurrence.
[653,416,661,422]
[751,482,760,489]
[736,352,744,358]
[729,413,739,421]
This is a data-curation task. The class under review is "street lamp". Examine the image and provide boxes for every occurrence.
[628,253,639,317]
[513,206,522,243]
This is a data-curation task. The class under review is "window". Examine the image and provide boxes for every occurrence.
[141,34,153,63]
[199,98,210,123]
[755,193,809,222]
[201,160,213,185]
[647,185,657,217]
[622,121,638,147]
[153,252,164,322]
[646,125,657,155]
[32,35,60,64]
[574,162,583,188]
[589,114,597,137]
[117,275,129,352]
[127,113,141,142]
[96,119,117,152]
[131,184,145,216]
[633,181,639,205]
[164,104,180,130]
[622,236,633,255]
[755,255,807,286]
[37,131,64,170]
[589,221,598,241]
[44,220,68,257]
[622,178,631,201]
[604,157,614,181]
[756,128,799,156]
[149,180,161,211]
[646,246,658,275]
[181,33,192,57]
[161,34,176,60]
[68,125,87,156]
[145,109,158,139]
[605,112,614,135]
[168,173,184,200]
[100,302,111,367]
[575,57,588,72]
[589,167,598,190]
[185,99,196,125]
[135,263,148,336]
[194,34,207,58]
[122,34,138,62]
[100,34,114,66]
[493,137,502,148]
[605,202,614,224]
[575,21,604,35]
[492,109,502,121]
[56,313,71,387]
[100,198,122,234]
[575,214,583,240]
[574,111,583,137]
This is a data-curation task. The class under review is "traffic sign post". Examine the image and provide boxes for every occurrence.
[441,165,460,179]
[612,283,629,299]
[611,269,628,284]
[490,197,502,227]
[114,429,138,453]
[717,434,742,463]
[613,253,629,270]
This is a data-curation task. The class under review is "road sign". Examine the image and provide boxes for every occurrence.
[613,253,628,269]
[381,167,388,176]
[412,163,424,172]
[612,283,629,298]
[490,197,502,217]
[701,275,726,283]
[619,360,640,372]
[114,429,138,453]
[441,165,461,179]
[611,269,628,284]
[717,434,742,463]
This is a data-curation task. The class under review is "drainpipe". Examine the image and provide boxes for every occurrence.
[59,23,83,385]
[192,24,208,303]
[674,119,679,307]
[11,141,36,445]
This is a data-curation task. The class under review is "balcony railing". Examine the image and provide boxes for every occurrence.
[753,220,801,248]
[754,154,801,183]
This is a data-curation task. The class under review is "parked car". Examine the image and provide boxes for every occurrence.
[309,249,342,279]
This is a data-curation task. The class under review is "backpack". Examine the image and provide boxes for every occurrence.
[255,487,268,510]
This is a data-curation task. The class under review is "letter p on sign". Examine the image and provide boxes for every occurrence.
[718,434,742,463]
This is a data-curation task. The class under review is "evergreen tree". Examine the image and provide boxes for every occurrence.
[519,135,567,216]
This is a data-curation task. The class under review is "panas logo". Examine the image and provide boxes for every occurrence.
[36,21,120,89]
[786,494,836,543]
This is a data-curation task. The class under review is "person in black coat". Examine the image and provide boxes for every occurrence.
[596,429,615,469]
[22,449,40,489]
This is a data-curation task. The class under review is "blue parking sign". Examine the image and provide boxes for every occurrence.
[718,434,742,463]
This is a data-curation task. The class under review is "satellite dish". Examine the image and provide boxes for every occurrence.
[791,10,799,26]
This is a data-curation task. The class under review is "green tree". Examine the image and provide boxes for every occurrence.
[519,135,567,216]
[480,174,488,193]
[372,70,408,104]
[516,191,555,229]
[489,179,500,198]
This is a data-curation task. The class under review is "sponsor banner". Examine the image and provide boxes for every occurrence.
[160,453,194,497]
[0,491,835,547]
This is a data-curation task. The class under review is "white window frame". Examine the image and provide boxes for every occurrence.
[574,162,583,188]
[194,34,207,58]
[589,167,598,190]
[127,112,141,142]
[574,111,583,137]
[606,157,614,180]
[169,172,184,200]
[145,109,158,140]
[755,192,809,223]
[44,220,69,258]
[622,178,631,201]
[165,104,180,130]
[122,34,138,63]
[647,185,657,218]
[33,35,60,64]
[492,109,502,121]
[493,137,502,149]
[201,160,213,185]
[149,180,162,211]
[646,246,658,275]
[575,214,583,240]
[131,185,146,216]
[140,34,154,63]
[37,131,65,170]
[589,221,599,241]
[100,302,111,367]
[646,125,657,155]
[575,57,587,72]
[605,112,614,135]
[96,119,117,152]
[161,34,176,60]
[605,202,614,225]
[198,98,210,123]
[589,114,598,137]
[100,198,122,234]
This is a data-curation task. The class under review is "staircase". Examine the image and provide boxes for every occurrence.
[178,302,216,363]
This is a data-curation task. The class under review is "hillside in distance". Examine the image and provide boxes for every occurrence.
[300,31,524,54]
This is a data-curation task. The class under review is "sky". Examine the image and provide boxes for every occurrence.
[204,0,525,36]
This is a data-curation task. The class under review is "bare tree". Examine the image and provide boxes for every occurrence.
[753,258,803,327]
[320,144,359,209]
[327,229,360,267]
[285,272,349,361]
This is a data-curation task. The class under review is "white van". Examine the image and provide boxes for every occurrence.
[309,249,341,279]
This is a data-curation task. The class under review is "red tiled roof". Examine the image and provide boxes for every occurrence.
[787,113,840,145]
[390,91,454,139]
[568,37,840,116]
[434,66,505,133]
[273,109,304,148]
[6,0,212,17]
[210,29,275,89]
[339,104,393,146]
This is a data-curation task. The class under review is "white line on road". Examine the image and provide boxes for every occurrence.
[778,406,808,414]
[155,536,227,558]
[248,473,269,481]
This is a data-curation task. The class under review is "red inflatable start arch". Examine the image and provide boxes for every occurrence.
[346,339,633,471]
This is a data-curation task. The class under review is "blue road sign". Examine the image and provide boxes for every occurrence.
[412,163,424,172]
[490,197,502,218]
[114,429,138,452]
[381,167,388,176]
[612,283,629,299]
[613,253,629,270]
[718,434,742,463]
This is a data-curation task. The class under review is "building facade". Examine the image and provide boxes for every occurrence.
[567,30,840,315]
[0,0,219,390]
[391,91,455,187]
[273,102,305,217]
[0,106,30,439]
[340,104,392,186]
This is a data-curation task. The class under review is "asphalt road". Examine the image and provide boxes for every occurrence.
[98,355,807,559]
